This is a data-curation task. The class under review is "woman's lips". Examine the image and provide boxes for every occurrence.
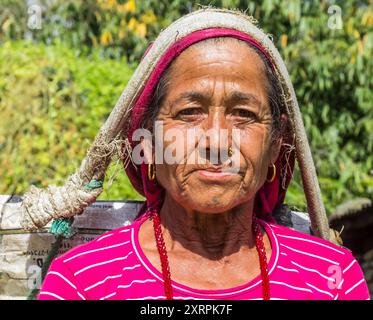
[196,169,237,181]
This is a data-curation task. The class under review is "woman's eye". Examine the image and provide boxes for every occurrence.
[177,108,202,118]
[232,109,257,120]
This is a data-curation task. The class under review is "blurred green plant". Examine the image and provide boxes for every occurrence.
[0,41,142,201]
[1,0,192,63]
[0,0,372,214]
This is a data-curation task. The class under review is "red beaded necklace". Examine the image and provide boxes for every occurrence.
[151,210,270,300]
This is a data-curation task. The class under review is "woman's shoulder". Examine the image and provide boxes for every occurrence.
[266,221,370,299]
[38,218,147,300]
[53,219,141,271]
[266,220,355,266]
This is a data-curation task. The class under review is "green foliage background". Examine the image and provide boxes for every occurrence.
[0,0,372,215]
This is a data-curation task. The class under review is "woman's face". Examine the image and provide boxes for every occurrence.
[153,39,281,213]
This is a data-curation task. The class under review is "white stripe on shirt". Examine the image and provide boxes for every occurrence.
[249,297,288,300]
[96,233,114,242]
[337,278,345,290]
[280,244,339,265]
[48,271,87,300]
[343,259,357,274]
[305,282,334,298]
[276,233,345,255]
[77,292,86,300]
[129,296,166,300]
[173,296,210,300]
[270,281,313,293]
[122,264,141,272]
[269,223,282,229]
[128,296,208,300]
[63,241,130,263]
[290,261,336,282]
[48,271,77,290]
[277,266,299,273]
[100,292,117,300]
[39,291,65,300]
[345,278,365,295]
[84,274,123,292]
[118,279,157,289]
[119,229,131,233]
[74,251,133,276]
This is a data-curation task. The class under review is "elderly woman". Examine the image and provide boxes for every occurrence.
[24,9,369,300]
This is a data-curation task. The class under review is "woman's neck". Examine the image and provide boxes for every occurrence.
[159,194,256,260]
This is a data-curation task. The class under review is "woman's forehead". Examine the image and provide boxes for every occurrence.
[167,41,266,84]
[163,40,269,102]
[170,38,266,74]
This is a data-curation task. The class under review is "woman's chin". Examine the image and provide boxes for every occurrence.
[179,190,243,214]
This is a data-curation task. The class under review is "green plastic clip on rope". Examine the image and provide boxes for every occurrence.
[49,218,75,238]
[84,179,104,190]
[48,179,103,238]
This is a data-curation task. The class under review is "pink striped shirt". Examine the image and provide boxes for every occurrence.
[38,215,370,300]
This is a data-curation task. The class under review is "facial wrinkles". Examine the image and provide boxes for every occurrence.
[156,41,275,206]
[165,88,267,195]
[159,193,256,255]
[205,78,228,159]
[160,77,231,167]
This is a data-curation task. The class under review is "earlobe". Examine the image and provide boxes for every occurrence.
[270,114,288,163]
[270,137,283,164]
[140,137,154,164]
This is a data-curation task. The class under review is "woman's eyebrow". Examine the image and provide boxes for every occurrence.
[226,91,262,107]
[169,91,261,107]
[170,91,211,107]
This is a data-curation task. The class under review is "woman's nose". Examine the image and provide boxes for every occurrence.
[208,108,228,131]
[202,109,231,165]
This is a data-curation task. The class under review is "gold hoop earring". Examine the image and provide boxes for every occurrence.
[148,163,156,181]
[266,163,276,183]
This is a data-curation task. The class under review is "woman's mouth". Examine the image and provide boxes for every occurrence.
[196,168,238,181]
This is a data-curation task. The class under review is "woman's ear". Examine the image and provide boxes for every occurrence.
[140,136,154,164]
[270,136,282,164]
[270,114,287,164]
